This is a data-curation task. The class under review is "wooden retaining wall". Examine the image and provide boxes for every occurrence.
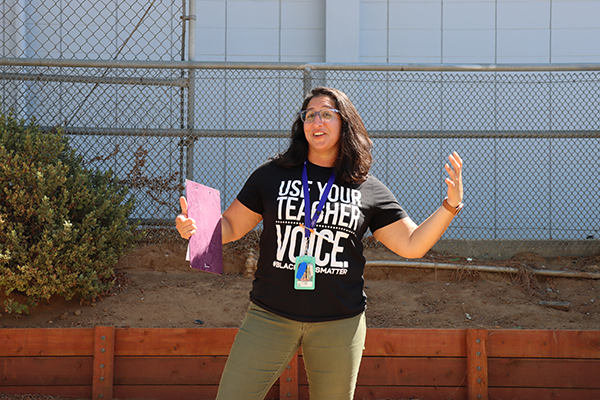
[1,327,599,400]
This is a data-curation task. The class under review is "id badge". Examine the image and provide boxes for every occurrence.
[294,255,316,290]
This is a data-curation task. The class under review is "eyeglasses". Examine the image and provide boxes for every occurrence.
[300,108,340,123]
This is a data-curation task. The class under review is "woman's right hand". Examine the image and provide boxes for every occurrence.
[175,196,197,239]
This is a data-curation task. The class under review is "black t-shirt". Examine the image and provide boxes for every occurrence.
[237,159,407,322]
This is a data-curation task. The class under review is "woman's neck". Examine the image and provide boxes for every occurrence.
[307,151,337,168]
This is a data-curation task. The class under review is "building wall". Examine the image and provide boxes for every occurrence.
[195,0,600,64]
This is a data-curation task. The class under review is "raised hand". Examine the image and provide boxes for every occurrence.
[444,151,463,207]
[175,196,197,239]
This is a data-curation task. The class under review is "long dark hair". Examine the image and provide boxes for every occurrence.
[275,87,373,184]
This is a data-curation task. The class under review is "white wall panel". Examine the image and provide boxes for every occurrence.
[226,1,280,29]
[552,29,600,59]
[552,55,600,63]
[197,1,226,29]
[227,54,281,62]
[389,55,442,63]
[497,1,549,30]
[196,28,226,59]
[360,1,388,61]
[361,1,388,30]
[496,55,552,63]
[552,1,600,29]
[326,0,360,62]
[191,0,600,64]
[443,30,496,62]
[497,29,550,59]
[280,28,325,60]
[227,28,280,58]
[442,0,498,61]
[360,30,388,58]
[389,29,441,58]
[389,1,441,30]
[443,1,495,30]
[281,1,325,29]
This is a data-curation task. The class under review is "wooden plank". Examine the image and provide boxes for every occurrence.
[114,328,237,356]
[0,386,92,398]
[487,329,600,359]
[351,357,467,387]
[490,387,600,400]
[297,356,468,386]
[353,385,468,400]
[279,352,299,400]
[0,357,92,386]
[113,356,227,385]
[114,385,218,400]
[2,326,599,400]
[466,329,488,400]
[364,328,466,357]
[488,358,600,388]
[113,384,280,400]
[92,326,115,400]
[0,328,95,356]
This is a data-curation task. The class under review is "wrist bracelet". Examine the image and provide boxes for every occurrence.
[443,197,464,215]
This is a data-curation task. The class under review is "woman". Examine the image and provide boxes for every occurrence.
[176,87,463,399]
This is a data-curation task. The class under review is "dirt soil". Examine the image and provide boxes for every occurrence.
[2,241,599,331]
[1,241,599,400]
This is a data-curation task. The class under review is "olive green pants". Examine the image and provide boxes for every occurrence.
[215,303,367,400]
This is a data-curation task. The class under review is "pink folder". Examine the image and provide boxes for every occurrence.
[186,180,223,274]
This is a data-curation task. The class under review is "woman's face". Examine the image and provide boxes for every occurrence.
[303,95,342,167]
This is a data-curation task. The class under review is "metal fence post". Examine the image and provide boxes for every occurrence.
[186,0,197,182]
[303,65,313,98]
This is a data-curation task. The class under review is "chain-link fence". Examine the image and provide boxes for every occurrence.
[2,1,184,61]
[1,1,599,255]
[2,60,599,254]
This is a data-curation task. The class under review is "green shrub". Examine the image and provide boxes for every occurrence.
[0,110,140,314]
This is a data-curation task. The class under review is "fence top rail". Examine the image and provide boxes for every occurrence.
[46,126,600,139]
[2,57,600,72]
